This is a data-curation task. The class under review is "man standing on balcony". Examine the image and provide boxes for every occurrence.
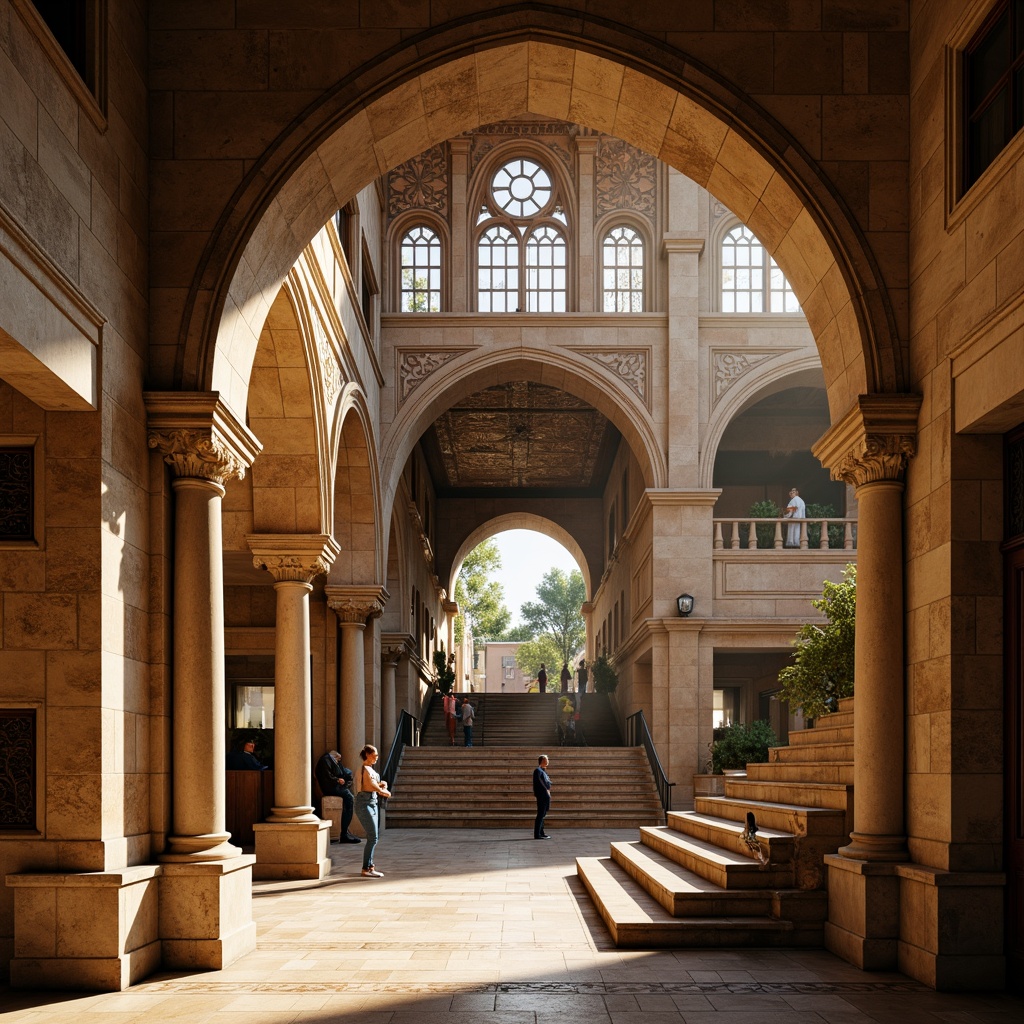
[783,487,806,547]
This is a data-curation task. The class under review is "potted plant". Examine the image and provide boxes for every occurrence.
[591,653,618,693]
[433,645,456,695]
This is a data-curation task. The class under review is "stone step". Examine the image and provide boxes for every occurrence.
[787,724,853,747]
[724,777,852,809]
[634,826,795,889]
[385,807,664,828]
[665,810,794,864]
[744,761,854,785]
[691,797,847,838]
[576,856,813,948]
[768,741,854,763]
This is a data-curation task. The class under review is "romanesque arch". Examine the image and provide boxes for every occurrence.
[447,513,593,601]
[178,25,903,427]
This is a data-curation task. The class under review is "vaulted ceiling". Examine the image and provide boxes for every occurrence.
[420,382,621,496]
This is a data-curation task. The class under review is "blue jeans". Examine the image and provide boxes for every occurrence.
[463,724,473,746]
[354,792,379,870]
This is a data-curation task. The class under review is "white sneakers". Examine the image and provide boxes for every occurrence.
[361,867,384,878]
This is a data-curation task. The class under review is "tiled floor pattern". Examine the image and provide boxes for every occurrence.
[3,828,1022,1022]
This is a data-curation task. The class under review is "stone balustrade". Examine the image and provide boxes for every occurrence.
[713,517,858,551]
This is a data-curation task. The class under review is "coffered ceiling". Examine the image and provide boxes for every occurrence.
[420,382,620,496]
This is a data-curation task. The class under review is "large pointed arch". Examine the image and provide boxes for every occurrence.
[178,23,903,426]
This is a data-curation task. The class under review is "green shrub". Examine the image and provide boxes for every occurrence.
[433,647,455,694]
[748,499,781,549]
[805,502,843,548]
[710,719,778,773]
[591,653,618,693]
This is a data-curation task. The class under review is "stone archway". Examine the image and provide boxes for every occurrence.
[446,512,593,601]
[178,29,903,426]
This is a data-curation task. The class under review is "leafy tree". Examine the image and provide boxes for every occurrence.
[516,568,586,668]
[777,564,856,719]
[711,720,777,773]
[454,540,512,643]
[515,636,563,690]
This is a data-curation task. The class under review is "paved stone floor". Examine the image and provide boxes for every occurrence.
[3,828,1023,1022]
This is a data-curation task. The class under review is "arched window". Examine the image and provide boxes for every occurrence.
[399,225,442,311]
[602,225,644,311]
[721,224,800,312]
[474,155,570,312]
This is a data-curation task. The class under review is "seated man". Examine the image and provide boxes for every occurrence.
[315,749,360,843]
[226,735,267,770]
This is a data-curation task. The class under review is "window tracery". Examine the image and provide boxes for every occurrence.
[721,223,799,313]
[601,224,645,312]
[399,225,442,312]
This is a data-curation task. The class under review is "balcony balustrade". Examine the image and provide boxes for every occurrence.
[713,517,857,551]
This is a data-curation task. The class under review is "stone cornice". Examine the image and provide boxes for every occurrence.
[643,489,722,508]
[812,394,922,487]
[661,235,705,257]
[145,392,262,484]
[247,534,340,583]
[325,584,390,624]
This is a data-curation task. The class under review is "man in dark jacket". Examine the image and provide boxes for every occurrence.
[315,749,360,843]
[533,754,551,839]
[226,736,267,770]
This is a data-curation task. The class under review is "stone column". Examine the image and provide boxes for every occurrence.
[248,535,339,880]
[575,135,598,310]
[812,394,921,969]
[146,392,262,970]
[450,138,470,312]
[325,586,388,776]
[380,642,404,754]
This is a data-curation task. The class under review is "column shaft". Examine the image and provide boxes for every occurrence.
[340,621,367,774]
[843,478,907,859]
[168,477,237,859]
[268,581,317,822]
[381,657,397,756]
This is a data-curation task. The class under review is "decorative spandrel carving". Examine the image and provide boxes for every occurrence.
[712,351,775,405]
[579,350,648,405]
[1010,433,1024,540]
[712,198,731,221]
[387,144,449,222]
[596,138,656,220]
[148,428,247,484]
[312,312,342,406]
[399,350,463,403]
[0,709,35,830]
[0,447,33,542]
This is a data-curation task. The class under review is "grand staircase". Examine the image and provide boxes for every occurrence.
[387,692,659,828]
[577,697,855,948]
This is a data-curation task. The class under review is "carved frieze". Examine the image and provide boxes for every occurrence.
[579,350,648,405]
[596,138,656,220]
[469,121,575,179]
[388,144,448,222]
[399,350,464,403]
[712,351,775,405]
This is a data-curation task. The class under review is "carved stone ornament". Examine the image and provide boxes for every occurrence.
[388,144,449,221]
[579,350,647,404]
[326,586,389,625]
[148,428,247,484]
[381,643,405,665]
[251,552,333,583]
[830,433,918,486]
[712,351,774,405]
[407,500,434,569]
[400,350,462,403]
[596,138,657,220]
[312,312,341,406]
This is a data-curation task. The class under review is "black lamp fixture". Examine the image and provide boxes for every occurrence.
[676,593,695,617]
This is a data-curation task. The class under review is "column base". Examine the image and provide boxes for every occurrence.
[6,865,162,991]
[823,854,899,971]
[839,831,908,862]
[162,831,242,862]
[253,819,331,880]
[159,854,256,970]
[893,863,1006,991]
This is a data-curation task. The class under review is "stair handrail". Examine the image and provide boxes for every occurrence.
[380,709,419,790]
[625,709,675,813]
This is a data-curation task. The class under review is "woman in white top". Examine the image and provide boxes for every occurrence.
[354,744,390,877]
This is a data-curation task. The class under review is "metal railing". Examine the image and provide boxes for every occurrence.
[625,709,675,814]
[713,516,857,551]
[380,710,419,791]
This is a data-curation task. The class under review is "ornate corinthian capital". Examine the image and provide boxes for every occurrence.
[247,534,340,583]
[325,585,390,624]
[812,394,922,488]
[145,392,262,484]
